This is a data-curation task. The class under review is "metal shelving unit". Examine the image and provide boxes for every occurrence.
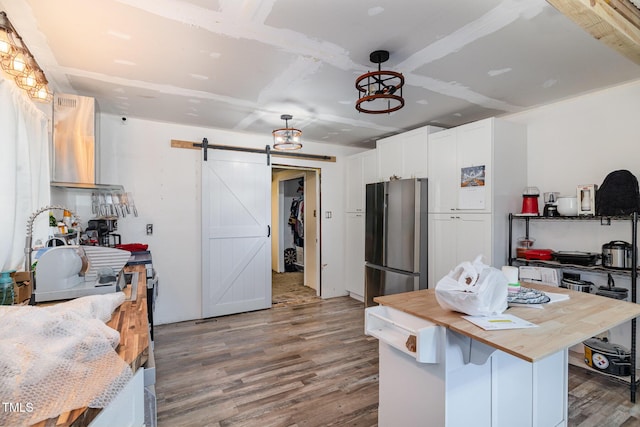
[508,212,639,402]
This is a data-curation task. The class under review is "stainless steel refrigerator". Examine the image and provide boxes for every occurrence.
[365,178,428,307]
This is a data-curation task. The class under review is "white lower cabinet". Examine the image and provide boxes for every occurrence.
[89,368,145,427]
[428,213,492,287]
[345,212,365,298]
[366,306,567,427]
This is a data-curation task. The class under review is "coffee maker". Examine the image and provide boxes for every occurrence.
[86,218,121,246]
[543,192,560,217]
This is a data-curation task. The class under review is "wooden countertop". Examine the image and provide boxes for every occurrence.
[32,265,149,427]
[374,283,640,363]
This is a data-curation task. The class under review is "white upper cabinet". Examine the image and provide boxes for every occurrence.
[346,149,378,213]
[428,118,526,214]
[376,125,443,182]
[377,134,403,181]
[362,149,379,185]
[346,154,364,212]
[427,130,458,213]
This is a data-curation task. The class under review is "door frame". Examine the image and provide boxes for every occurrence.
[271,165,321,296]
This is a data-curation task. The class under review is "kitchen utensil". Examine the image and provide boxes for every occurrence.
[34,246,131,302]
[577,184,597,216]
[97,267,117,285]
[120,192,131,215]
[127,192,138,217]
[543,192,560,204]
[111,192,123,217]
[87,219,109,235]
[543,204,559,217]
[554,251,599,266]
[596,274,628,300]
[115,191,127,217]
[115,243,149,252]
[521,187,540,215]
[516,237,535,258]
[91,192,99,215]
[542,192,560,217]
[583,337,631,376]
[560,277,594,292]
[556,196,578,216]
[602,240,634,269]
[98,192,107,216]
[46,237,67,247]
[523,249,554,261]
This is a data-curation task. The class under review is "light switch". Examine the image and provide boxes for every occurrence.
[146,224,153,235]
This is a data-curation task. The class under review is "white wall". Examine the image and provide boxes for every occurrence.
[505,78,640,351]
[508,79,640,193]
[504,79,640,256]
[95,114,361,324]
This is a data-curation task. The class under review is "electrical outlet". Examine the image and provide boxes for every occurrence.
[146,224,153,235]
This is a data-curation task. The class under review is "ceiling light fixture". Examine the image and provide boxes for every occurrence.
[0,12,52,103]
[272,114,302,150]
[355,50,404,114]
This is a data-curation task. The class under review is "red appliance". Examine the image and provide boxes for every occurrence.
[521,187,540,215]
[524,249,554,261]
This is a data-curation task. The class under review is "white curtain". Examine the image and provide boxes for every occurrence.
[0,77,50,272]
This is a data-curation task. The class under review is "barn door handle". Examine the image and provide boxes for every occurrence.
[267,225,271,237]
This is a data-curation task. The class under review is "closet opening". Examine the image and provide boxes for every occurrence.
[271,166,321,307]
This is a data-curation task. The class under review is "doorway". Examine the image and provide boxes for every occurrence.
[271,166,321,307]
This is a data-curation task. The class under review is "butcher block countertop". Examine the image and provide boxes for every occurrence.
[32,264,149,427]
[374,282,640,363]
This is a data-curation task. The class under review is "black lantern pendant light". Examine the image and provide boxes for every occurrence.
[355,50,404,114]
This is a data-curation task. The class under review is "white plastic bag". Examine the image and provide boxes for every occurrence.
[435,255,508,316]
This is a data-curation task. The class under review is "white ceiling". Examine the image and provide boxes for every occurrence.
[2,0,640,148]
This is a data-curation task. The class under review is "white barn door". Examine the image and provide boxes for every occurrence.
[202,150,271,318]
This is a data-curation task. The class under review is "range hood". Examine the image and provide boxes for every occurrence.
[50,93,122,191]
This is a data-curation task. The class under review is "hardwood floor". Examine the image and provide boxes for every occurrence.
[154,296,640,427]
[568,366,640,426]
[155,297,379,426]
[272,271,320,308]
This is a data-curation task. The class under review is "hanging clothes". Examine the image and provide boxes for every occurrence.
[289,197,304,247]
[296,201,304,239]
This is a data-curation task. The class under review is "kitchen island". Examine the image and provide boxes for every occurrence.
[371,283,640,427]
[31,264,149,427]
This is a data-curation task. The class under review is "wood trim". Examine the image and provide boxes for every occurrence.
[546,0,640,65]
[171,139,337,162]
[171,139,200,150]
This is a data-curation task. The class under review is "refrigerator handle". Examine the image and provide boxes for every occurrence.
[383,191,389,264]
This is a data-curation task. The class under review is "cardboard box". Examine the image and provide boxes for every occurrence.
[12,271,32,304]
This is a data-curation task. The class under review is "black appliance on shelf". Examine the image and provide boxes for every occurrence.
[87,218,121,247]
